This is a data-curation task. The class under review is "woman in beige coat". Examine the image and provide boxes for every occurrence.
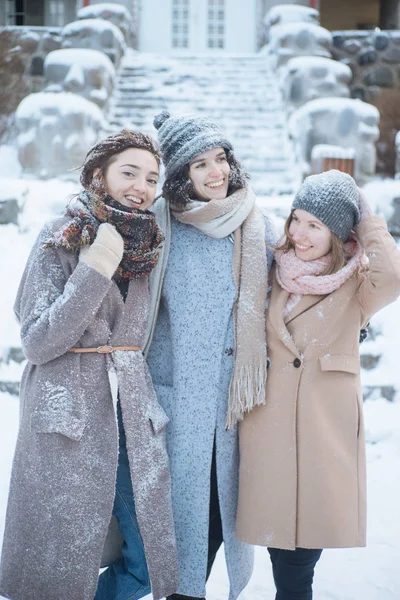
[236,170,400,599]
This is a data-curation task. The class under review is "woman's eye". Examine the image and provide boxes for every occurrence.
[148,178,158,185]
[217,156,227,162]
[195,162,205,169]
[122,171,134,177]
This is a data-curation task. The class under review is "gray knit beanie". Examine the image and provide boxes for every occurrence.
[153,110,233,179]
[292,170,360,241]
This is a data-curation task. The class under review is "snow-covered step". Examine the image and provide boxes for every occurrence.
[108,50,299,196]
[0,347,25,397]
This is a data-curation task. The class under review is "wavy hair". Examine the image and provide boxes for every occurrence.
[276,210,352,276]
[79,129,161,190]
[162,148,249,206]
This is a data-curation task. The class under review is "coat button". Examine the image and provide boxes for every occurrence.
[293,358,302,368]
[225,348,234,356]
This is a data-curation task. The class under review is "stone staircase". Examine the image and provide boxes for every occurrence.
[0,52,394,402]
[108,50,299,196]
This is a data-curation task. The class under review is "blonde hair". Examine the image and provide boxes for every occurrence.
[276,210,351,276]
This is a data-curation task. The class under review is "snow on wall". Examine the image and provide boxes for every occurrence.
[62,18,126,68]
[44,48,116,111]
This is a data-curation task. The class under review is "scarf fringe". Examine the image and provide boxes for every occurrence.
[226,359,268,430]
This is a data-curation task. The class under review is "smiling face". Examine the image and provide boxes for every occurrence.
[188,147,230,201]
[288,209,332,261]
[98,147,159,211]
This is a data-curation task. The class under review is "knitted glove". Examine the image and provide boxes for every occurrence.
[358,188,374,221]
[79,223,124,279]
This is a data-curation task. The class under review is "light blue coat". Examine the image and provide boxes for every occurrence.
[147,199,275,599]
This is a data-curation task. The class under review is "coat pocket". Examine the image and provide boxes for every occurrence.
[31,410,86,441]
[30,384,87,441]
[319,354,359,374]
[147,401,170,435]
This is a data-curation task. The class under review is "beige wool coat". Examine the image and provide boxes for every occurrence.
[236,216,400,550]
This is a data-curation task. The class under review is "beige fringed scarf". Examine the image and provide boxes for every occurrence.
[171,187,268,429]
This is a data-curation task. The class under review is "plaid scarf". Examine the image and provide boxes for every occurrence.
[44,190,164,280]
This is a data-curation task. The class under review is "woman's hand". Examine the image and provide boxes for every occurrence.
[357,188,374,221]
[79,223,124,279]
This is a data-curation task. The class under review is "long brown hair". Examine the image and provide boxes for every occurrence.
[162,147,249,206]
[276,210,351,276]
[79,129,161,190]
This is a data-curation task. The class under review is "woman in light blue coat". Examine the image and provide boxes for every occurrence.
[145,112,275,600]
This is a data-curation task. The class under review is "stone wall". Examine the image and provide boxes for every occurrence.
[332,29,400,102]
[1,26,62,92]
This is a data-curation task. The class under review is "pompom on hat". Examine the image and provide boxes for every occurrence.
[153,110,233,179]
[292,169,360,241]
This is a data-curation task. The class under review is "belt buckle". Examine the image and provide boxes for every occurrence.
[96,345,113,354]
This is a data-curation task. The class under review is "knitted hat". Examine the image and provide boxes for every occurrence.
[292,170,360,241]
[153,110,233,179]
[80,129,160,189]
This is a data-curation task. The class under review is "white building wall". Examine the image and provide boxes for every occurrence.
[138,0,258,54]
[225,0,257,52]
[139,0,173,53]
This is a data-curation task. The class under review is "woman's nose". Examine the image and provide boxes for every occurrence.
[208,163,222,177]
[292,227,306,240]
[131,177,145,194]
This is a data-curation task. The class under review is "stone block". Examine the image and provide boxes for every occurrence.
[343,40,362,55]
[41,32,62,53]
[381,45,400,64]
[363,385,396,402]
[62,19,125,69]
[360,354,381,370]
[281,56,351,112]
[363,66,395,87]
[289,97,380,184]
[16,91,106,179]
[0,198,20,225]
[44,48,115,112]
[387,195,400,235]
[372,31,389,50]
[268,22,332,69]
[0,382,20,396]
[358,47,377,66]
[19,31,40,53]
[77,2,135,45]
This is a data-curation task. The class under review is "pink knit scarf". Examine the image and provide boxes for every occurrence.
[275,241,365,316]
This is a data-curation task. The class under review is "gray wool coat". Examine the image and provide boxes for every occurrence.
[0,217,178,600]
[146,198,275,599]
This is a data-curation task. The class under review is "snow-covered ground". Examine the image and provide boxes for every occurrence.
[0,147,400,599]
[1,393,399,599]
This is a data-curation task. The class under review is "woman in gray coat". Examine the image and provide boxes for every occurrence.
[0,130,178,600]
[146,111,276,600]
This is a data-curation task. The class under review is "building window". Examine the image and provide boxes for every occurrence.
[207,0,225,49]
[48,0,65,27]
[172,0,190,49]
[5,0,25,25]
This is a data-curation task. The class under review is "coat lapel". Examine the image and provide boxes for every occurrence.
[284,293,327,326]
[268,278,301,358]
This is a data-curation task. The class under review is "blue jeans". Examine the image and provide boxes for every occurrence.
[268,547,322,600]
[95,404,151,600]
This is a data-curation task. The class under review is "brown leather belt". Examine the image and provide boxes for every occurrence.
[68,345,141,354]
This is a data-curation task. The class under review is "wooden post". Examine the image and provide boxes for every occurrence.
[321,157,354,176]
[311,145,356,177]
